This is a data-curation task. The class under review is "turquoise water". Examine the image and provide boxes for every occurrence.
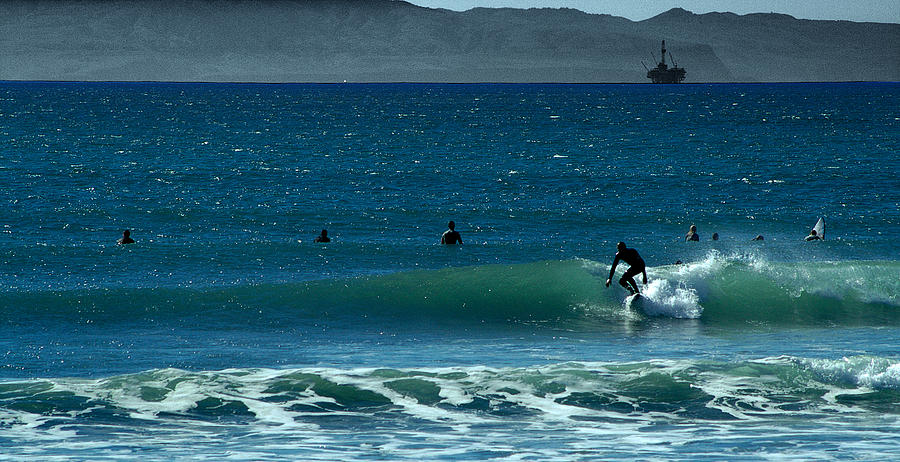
[1,82,898,460]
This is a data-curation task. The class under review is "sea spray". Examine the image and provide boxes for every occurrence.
[637,278,703,318]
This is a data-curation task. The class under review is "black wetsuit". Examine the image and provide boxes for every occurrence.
[441,229,462,244]
[609,247,646,293]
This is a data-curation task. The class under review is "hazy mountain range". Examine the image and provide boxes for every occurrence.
[1,0,897,82]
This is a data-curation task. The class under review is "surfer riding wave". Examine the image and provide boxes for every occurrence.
[606,242,648,295]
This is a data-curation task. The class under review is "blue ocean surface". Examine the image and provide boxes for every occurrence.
[0,82,898,460]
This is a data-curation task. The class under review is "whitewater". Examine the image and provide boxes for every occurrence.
[0,82,898,460]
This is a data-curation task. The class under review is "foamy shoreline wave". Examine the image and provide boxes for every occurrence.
[1,356,898,460]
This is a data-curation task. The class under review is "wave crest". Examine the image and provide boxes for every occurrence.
[3,255,898,327]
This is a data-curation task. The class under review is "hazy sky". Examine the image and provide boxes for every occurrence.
[408,1,900,24]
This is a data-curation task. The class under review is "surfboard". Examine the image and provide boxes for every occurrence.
[813,217,825,240]
[624,293,644,310]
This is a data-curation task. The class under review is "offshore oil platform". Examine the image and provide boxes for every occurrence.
[644,40,686,83]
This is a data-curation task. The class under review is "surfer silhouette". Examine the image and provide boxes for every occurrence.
[117,229,135,245]
[314,229,330,243]
[606,242,648,295]
[685,225,699,241]
[441,221,462,245]
[805,229,821,241]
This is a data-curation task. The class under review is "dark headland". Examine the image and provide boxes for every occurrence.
[1,0,897,83]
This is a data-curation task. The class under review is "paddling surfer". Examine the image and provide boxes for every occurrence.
[606,242,648,295]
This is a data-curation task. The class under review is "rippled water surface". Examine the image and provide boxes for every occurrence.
[1,82,898,460]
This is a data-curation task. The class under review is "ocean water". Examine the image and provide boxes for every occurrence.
[0,81,898,460]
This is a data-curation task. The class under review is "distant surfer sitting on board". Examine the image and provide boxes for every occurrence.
[314,229,330,243]
[117,229,135,245]
[441,221,462,245]
[606,242,648,295]
[685,225,699,241]
[806,218,825,241]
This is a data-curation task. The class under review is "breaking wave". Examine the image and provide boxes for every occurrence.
[1,356,898,459]
[3,255,898,327]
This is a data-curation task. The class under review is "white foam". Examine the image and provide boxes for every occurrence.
[632,254,725,319]
[4,360,900,460]
[637,278,703,318]
[802,356,900,390]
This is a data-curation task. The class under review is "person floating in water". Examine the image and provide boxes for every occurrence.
[752,235,765,241]
[117,229,135,245]
[685,225,699,241]
[805,229,821,241]
[712,232,719,241]
[314,229,330,243]
[606,241,648,295]
[441,221,462,245]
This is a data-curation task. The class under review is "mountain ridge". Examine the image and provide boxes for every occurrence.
[0,0,896,82]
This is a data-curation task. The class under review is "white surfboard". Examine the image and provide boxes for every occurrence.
[813,217,825,240]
